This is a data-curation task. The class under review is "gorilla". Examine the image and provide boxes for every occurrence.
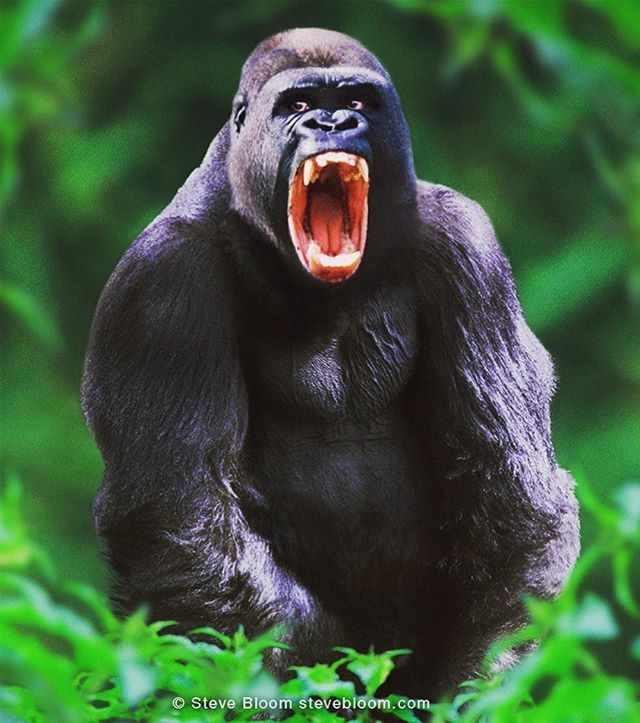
[82,28,579,698]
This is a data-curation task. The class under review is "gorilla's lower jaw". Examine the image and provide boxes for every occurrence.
[288,152,369,282]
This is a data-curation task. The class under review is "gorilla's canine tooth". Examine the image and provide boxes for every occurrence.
[342,236,355,253]
[358,158,369,183]
[307,242,321,265]
[303,160,314,186]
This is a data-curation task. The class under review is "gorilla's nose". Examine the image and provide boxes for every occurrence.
[298,110,367,140]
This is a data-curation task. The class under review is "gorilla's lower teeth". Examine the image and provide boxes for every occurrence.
[308,243,361,271]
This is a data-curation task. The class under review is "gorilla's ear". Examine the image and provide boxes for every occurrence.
[232,94,247,133]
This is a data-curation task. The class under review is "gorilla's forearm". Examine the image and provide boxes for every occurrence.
[98,489,348,674]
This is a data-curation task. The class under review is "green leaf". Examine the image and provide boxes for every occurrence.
[116,643,157,707]
[614,483,640,541]
[612,549,640,618]
[533,676,639,723]
[518,232,628,332]
[287,663,355,699]
[0,280,62,350]
[557,594,619,641]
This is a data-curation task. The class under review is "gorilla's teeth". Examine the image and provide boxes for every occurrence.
[303,160,315,186]
[315,251,361,268]
[307,241,360,270]
[358,158,369,183]
[308,152,365,179]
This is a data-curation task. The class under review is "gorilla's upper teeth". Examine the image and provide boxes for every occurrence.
[302,153,369,185]
[303,159,315,186]
[357,158,369,183]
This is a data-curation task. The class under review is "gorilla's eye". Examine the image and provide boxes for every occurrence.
[346,99,365,111]
[291,100,311,113]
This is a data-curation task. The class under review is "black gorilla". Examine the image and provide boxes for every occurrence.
[82,28,579,697]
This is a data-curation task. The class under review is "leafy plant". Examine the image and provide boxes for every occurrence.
[1,474,639,721]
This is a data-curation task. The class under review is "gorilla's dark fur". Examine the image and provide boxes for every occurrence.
[82,29,579,697]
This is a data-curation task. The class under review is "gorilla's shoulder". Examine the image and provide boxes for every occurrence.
[415,179,502,265]
[107,216,226,291]
[93,216,236,334]
[123,216,216,267]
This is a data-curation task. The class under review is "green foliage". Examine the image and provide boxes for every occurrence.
[1,0,639,720]
[1,476,639,722]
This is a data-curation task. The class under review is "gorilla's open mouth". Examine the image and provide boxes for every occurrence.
[288,152,369,282]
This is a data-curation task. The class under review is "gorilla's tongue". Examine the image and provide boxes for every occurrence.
[308,191,346,256]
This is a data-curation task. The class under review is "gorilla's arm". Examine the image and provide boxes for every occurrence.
[414,182,579,683]
[81,218,346,666]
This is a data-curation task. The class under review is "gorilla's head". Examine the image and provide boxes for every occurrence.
[227,28,416,285]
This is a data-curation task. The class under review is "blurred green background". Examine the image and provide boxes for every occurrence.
[1,0,639,606]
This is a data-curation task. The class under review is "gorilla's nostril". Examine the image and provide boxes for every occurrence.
[303,118,334,132]
[334,116,358,132]
[302,114,360,135]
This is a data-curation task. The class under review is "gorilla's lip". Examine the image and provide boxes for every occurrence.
[287,151,369,283]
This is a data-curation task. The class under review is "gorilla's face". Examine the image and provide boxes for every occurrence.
[228,63,415,285]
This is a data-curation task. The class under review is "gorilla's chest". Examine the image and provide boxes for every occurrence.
[241,290,434,605]
[247,289,420,419]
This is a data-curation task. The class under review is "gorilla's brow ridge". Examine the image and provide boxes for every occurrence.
[259,66,389,98]
[284,76,380,90]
